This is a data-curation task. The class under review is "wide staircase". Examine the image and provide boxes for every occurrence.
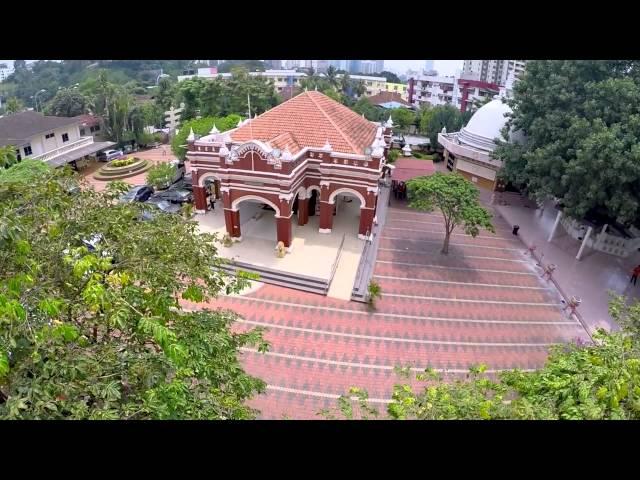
[220,260,329,295]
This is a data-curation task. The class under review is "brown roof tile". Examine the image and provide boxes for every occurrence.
[231,91,377,155]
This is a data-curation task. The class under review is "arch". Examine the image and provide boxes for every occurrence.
[232,194,281,216]
[306,185,321,198]
[328,187,366,207]
[293,186,307,201]
[198,172,222,187]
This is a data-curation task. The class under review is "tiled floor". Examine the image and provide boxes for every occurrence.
[185,196,591,419]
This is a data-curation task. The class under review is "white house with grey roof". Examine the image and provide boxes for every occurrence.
[0,111,115,168]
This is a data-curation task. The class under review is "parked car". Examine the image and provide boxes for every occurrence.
[119,185,154,203]
[146,197,182,214]
[97,149,124,162]
[152,188,193,204]
[171,172,193,192]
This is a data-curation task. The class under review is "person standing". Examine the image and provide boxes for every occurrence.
[209,195,215,212]
[630,265,640,285]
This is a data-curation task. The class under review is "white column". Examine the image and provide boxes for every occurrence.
[548,210,563,242]
[576,226,593,261]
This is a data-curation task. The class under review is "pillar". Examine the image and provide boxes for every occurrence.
[224,209,241,240]
[193,186,207,213]
[576,226,593,261]
[319,202,333,233]
[548,210,563,242]
[214,181,221,200]
[358,207,375,239]
[298,198,309,226]
[276,215,293,249]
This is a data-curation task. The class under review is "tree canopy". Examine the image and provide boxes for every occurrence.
[419,104,466,149]
[0,164,267,419]
[407,173,494,254]
[493,60,640,225]
[45,89,90,117]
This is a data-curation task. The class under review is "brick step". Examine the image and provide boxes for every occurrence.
[233,323,554,369]
[374,263,542,288]
[222,300,582,343]
[378,238,521,260]
[220,261,328,295]
[384,228,522,249]
[376,250,534,273]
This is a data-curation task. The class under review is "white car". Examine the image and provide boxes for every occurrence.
[97,149,124,162]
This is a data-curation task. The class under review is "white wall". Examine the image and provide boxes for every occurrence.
[23,123,82,157]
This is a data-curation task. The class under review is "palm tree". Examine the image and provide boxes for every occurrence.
[326,66,339,89]
[0,145,18,169]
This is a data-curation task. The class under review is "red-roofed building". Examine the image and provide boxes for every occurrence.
[187,91,393,249]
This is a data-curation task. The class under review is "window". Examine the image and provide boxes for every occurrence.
[23,144,32,156]
[80,128,86,136]
[90,125,100,132]
[45,132,54,139]
[62,133,69,142]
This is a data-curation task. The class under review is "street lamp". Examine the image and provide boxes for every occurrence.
[156,69,169,85]
[34,89,46,112]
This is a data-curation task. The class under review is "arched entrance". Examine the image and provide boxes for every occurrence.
[319,187,376,239]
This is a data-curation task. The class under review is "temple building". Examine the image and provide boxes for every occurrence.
[186,91,392,250]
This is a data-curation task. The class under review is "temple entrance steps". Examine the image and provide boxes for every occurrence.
[220,260,329,295]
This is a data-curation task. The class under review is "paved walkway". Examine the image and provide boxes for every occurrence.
[184,195,591,419]
[493,196,640,333]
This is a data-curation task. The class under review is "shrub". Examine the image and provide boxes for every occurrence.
[276,241,286,258]
[222,233,233,247]
[146,163,176,190]
[367,280,382,309]
[387,149,400,163]
[110,157,136,168]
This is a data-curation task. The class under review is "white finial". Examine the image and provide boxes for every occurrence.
[237,118,243,128]
[323,140,332,151]
[314,85,318,91]
[254,113,258,119]
[441,126,447,134]
[385,115,394,127]
[362,113,365,118]
[209,123,219,135]
[304,87,308,92]
[187,127,195,142]
[281,148,293,161]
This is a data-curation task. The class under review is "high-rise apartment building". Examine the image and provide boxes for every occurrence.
[0,63,15,82]
[462,60,528,86]
[424,60,434,72]
[265,60,283,70]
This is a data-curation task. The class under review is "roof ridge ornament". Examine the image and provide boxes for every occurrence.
[187,127,195,142]
[209,123,219,134]
[323,139,332,151]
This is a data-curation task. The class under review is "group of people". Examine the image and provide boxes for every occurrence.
[392,181,407,200]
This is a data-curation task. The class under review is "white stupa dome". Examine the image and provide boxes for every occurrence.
[458,98,512,152]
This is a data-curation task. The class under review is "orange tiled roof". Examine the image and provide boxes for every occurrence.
[231,91,377,155]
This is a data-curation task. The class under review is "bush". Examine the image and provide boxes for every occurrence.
[111,157,136,167]
[136,132,155,147]
[367,280,382,309]
[387,149,400,163]
[146,163,176,190]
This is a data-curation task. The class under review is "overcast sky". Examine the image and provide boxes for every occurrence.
[384,60,463,76]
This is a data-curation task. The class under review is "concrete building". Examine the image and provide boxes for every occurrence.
[315,60,329,73]
[408,74,499,111]
[285,60,300,69]
[424,60,434,72]
[0,63,14,82]
[339,74,388,97]
[437,97,515,190]
[186,91,391,248]
[382,82,409,100]
[0,111,115,168]
[177,69,307,96]
[462,60,528,85]
[265,60,283,70]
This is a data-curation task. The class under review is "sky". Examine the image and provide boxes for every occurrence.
[384,60,463,76]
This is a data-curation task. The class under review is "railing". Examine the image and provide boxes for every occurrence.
[33,136,94,163]
[438,133,504,168]
[351,234,372,295]
[328,233,346,289]
[560,215,640,258]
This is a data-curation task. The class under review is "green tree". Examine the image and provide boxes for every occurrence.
[352,97,383,121]
[0,146,19,169]
[493,60,640,225]
[45,89,90,117]
[5,97,23,115]
[146,162,177,189]
[325,66,339,89]
[155,77,176,111]
[407,173,494,254]
[0,164,268,419]
[421,104,464,150]
[171,115,241,160]
[390,108,416,131]
[379,71,402,84]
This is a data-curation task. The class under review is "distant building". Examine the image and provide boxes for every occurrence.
[408,74,499,111]
[367,91,413,109]
[315,60,329,73]
[0,111,115,169]
[424,60,434,72]
[178,69,307,96]
[285,60,300,69]
[265,60,283,70]
[462,60,527,86]
[0,63,14,82]
[347,60,362,74]
[382,82,409,100]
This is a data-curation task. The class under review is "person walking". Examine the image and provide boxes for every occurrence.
[209,195,215,212]
[630,265,640,285]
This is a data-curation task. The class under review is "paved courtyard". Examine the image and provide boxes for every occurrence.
[184,195,591,419]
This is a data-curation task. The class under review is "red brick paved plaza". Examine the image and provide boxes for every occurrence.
[185,196,592,419]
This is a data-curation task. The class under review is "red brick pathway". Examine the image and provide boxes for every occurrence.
[185,197,591,419]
